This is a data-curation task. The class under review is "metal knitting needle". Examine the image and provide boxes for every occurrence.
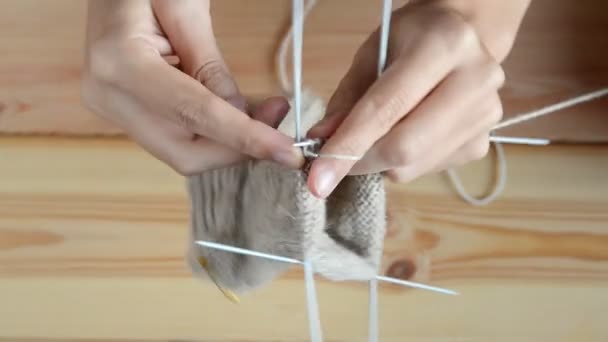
[376,275,459,296]
[490,136,550,145]
[196,240,302,265]
[195,240,459,296]
[369,1,393,340]
[303,258,323,342]
[291,3,324,340]
[292,0,304,143]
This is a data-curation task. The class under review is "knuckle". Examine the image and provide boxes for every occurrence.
[388,169,407,183]
[366,94,406,133]
[195,60,235,95]
[387,134,420,167]
[489,97,504,123]
[387,168,415,184]
[85,40,124,84]
[432,11,478,55]
[481,60,506,89]
[491,64,506,88]
[174,100,207,131]
[469,139,490,161]
[172,158,201,176]
[236,130,258,156]
[196,60,225,81]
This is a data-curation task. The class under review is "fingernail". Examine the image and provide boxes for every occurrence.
[314,163,336,198]
[273,147,304,168]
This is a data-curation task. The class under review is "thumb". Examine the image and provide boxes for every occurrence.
[152,0,246,111]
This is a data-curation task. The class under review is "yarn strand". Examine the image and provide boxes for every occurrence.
[447,87,608,206]
[493,88,608,130]
[445,142,507,206]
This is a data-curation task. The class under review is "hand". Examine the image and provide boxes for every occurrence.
[81,0,303,175]
[306,2,509,198]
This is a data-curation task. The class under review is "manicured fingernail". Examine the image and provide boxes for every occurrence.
[314,164,336,198]
[273,147,304,168]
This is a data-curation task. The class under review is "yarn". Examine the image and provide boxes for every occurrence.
[447,88,608,206]
[185,1,607,340]
[186,89,387,293]
[187,4,390,341]
[276,0,608,207]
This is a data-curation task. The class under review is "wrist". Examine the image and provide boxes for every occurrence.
[405,0,531,62]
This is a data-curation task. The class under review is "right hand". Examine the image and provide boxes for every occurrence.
[81,0,303,175]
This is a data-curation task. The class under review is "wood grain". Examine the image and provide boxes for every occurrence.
[1,135,607,341]
[0,0,607,141]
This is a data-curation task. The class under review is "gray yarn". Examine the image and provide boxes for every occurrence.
[186,90,387,295]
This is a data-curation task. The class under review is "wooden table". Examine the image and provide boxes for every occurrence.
[1,136,607,341]
[1,0,608,340]
[1,0,608,141]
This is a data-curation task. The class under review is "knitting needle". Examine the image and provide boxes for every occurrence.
[375,275,459,296]
[163,53,550,150]
[291,3,323,340]
[490,136,550,145]
[194,240,459,295]
[369,0,393,340]
[292,0,304,142]
[196,240,302,265]
[303,258,323,342]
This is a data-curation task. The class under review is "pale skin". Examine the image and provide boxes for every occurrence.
[82,0,531,199]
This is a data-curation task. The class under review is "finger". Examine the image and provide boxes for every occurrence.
[174,97,290,173]
[116,45,304,169]
[382,91,502,184]
[349,61,504,176]
[307,35,379,139]
[249,96,291,129]
[386,132,491,183]
[100,83,246,174]
[152,0,246,111]
[306,38,461,198]
[434,132,492,172]
[121,93,289,175]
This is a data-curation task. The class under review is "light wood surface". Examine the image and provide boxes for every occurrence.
[2,0,608,340]
[1,135,607,341]
[0,0,607,141]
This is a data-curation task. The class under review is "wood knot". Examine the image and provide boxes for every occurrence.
[17,101,31,113]
[0,102,5,114]
[386,259,416,280]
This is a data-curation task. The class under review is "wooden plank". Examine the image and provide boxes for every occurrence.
[0,0,607,141]
[1,136,607,341]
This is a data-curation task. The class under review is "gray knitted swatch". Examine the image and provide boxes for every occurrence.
[186,90,387,296]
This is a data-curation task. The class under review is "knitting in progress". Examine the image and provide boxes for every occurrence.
[184,0,608,304]
[186,89,386,296]
[183,0,607,340]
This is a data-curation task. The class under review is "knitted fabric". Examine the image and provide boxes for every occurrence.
[186,90,386,295]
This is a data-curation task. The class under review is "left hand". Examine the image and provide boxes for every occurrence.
[305,2,507,198]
